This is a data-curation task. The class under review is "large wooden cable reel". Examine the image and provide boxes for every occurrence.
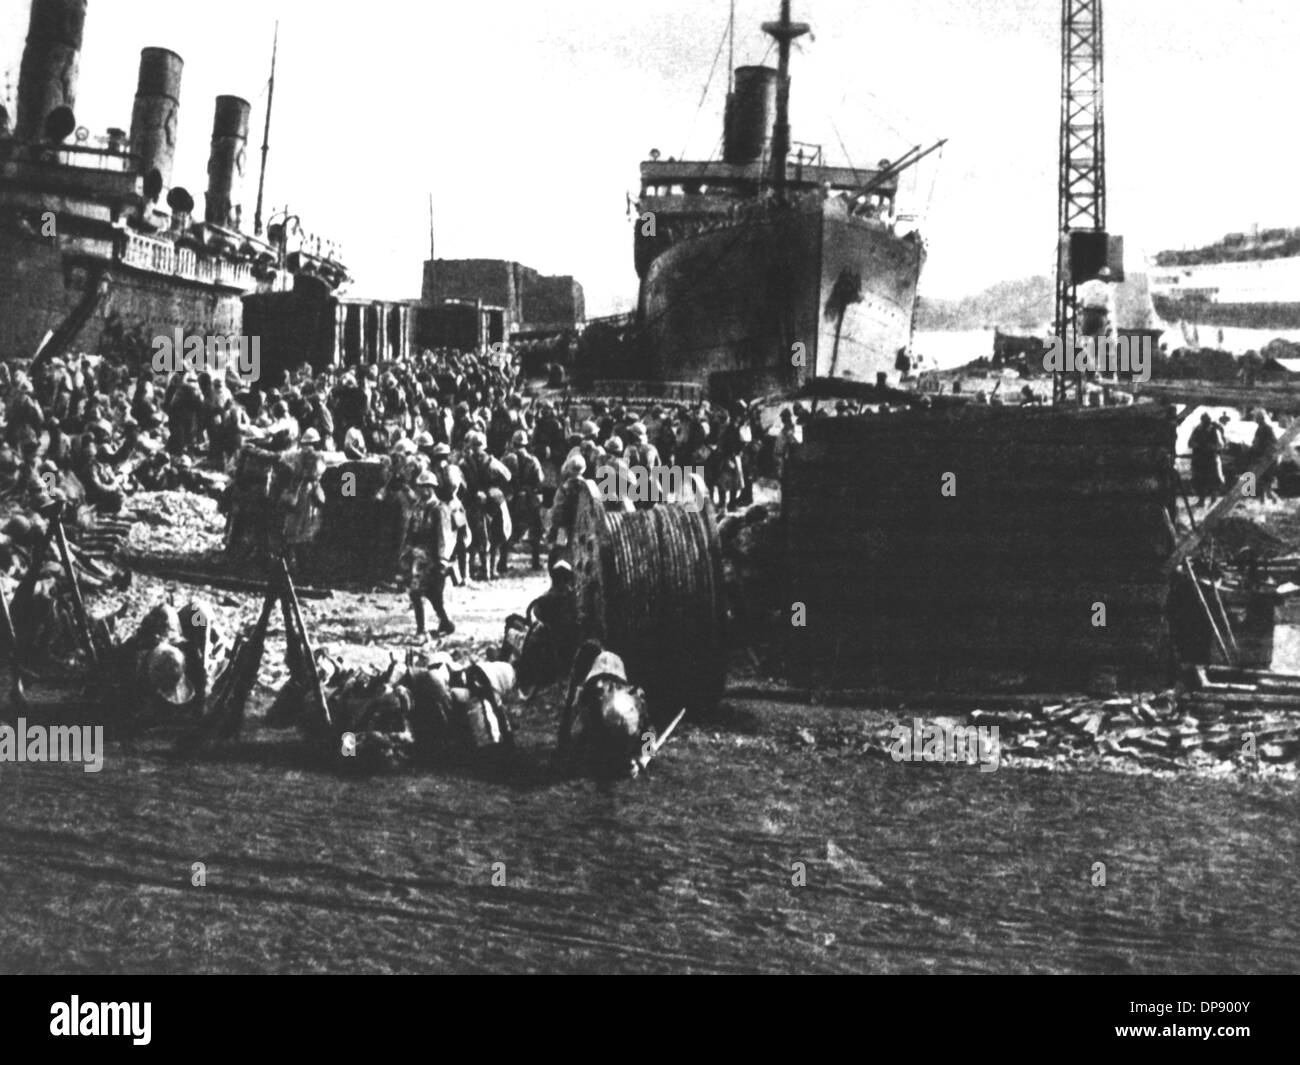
[570,475,725,723]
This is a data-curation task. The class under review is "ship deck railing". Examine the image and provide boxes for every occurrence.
[120,230,255,291]
[3,140,139,173]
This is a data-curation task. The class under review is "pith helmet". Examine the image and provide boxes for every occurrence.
[584,650,628,686]
[139,604,183,644]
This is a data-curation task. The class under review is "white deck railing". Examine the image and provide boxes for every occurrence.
[120,230,256,291]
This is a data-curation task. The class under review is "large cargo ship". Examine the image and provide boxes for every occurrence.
[631,1,938,401]
[1149,227,1300,330]
[0,0,347,366]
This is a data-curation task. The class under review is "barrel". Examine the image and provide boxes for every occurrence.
[570,475,725,723]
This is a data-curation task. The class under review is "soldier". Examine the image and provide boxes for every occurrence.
[331,371,369,448]
[165,370,205,454]
[431,442,472,585]
[533,559,579,655]
[559,641,655,779]
[1249,409,1283,503]
[709,405,747,512]
[547,453,587,568]
[73,433,127,514]
[624,421,661,473]
[497,559,579,696]
[210,383,248,467]
[594,436,635,511]
[503,429,544,571]
[461,430,513,580]
[1189,412,1226,505]
[280,429,328,572]
[531,399,568,484]
[403,469,455,641]
[6,371,45,447]
[774,408,802,481]
[111,601,224,732]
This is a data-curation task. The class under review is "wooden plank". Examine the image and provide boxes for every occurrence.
[130,563,335,600]
[1132,380,1300,414]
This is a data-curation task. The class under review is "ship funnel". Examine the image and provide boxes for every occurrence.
[130,48,184,205]
[167,186,194,231]
[204,95,250,230]
[723,66,777,166]
[15,0,88,142]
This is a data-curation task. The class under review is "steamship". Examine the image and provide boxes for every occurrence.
[632,1,940,401]
[0,0,348,367]
[1149,227,1300,330]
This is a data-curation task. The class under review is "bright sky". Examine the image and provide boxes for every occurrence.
[3,0,1298,313]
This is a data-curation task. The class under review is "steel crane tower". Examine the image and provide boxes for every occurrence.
[1054,0,1110,405]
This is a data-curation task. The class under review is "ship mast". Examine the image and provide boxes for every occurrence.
[728,0,735,94]
[763,0,810,196]
[254,21,279,237]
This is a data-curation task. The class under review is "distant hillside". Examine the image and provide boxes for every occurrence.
[916,273,1156,332]
[916,276,1053,331]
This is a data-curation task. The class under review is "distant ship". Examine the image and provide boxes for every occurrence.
[630,1,942,402]
[0,0,348,367]
[1149,227,1300,331]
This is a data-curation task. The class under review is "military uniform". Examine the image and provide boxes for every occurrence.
[503,440,544,569]
[560,650,653,779]
[461,442,513,578]
[403,482,455,637]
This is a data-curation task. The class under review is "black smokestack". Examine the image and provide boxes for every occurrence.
[130,48,184,205]
[723,66,777,166]
[204,95,250,229]
[15,0,88,142]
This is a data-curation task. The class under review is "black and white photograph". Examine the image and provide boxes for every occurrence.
[0,0,1295,1001]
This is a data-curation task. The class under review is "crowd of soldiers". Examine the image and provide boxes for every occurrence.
[0,344,833,774]
[0,346,827,546]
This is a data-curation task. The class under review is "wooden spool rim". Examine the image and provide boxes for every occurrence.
[570,475,725,717]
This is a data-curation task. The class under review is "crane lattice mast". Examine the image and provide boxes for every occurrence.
[1054,0,1108,405]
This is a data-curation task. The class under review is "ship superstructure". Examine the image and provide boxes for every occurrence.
[631,1,939,400]
[1149,228,1300,330]
[0,0,348,365]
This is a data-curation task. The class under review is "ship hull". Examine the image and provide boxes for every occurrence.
[0,229,245,363]
[1150,294,1300,330]
[1149,253,1300,330]
[637,201,924,400]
